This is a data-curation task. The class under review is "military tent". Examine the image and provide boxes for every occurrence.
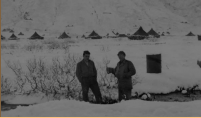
[128,27,148,40]
[148,28,160,38]
[8,34,19,40]
[81,35,86,38]
[18,32,24,35]
[186,32,195,36]
[198,35,201,41]
[198,60,201,68]
[133,26,148,36]
[58,32,71,39]
[29,32,44,40]
[87,30,102,39]
[161,32,165,36]
[1,35,6,40]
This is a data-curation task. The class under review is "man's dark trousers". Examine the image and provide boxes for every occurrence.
[81,77,102,103]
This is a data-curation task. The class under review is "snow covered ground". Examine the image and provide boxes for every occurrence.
[1,35,201,116]
[2,99,201,117]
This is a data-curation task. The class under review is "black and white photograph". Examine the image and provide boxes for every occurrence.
[1,0,201,117]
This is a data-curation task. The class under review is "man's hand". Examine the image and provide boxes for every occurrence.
[106,67,114,74]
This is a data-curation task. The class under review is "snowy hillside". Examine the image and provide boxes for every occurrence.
[160,0,201,27]
[1,0,201,35]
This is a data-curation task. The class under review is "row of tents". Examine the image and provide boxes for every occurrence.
[1,27,160,40]
[1,27,199,40]
[85,27,161,40]
[1,32,44,40]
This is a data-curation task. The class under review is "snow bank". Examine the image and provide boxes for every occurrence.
[2,99,201,117]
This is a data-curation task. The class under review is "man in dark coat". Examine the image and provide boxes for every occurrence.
[76,51,102,103]
[107,51,136,101]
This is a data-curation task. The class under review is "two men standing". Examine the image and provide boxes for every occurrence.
[76,50,136,103]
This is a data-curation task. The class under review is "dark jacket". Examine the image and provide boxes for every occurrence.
[76,59,97,83]
[108,60,136,89]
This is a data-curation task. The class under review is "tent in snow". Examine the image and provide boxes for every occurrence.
[186,32,195,36]
[87,30,102,39]
[128,27,148,40]
[29,32,44,40]
[58,32,71,39]
[133,26,148,36]
[161,32,165,36]
[81,35,86,38]
[148,28,160,38]
[1,35,6,40]
[8,34,19,40]
[197,60,201,68]
[198,35,201,41]
[18,32,24,35]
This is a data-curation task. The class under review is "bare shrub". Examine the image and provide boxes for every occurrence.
[5,60,28,94]
[61,42,70,53]
[5,54,83,100]
[96,57,118,101]
[25,57,50,94]
[1,76,13,95]
[100,45,110,52]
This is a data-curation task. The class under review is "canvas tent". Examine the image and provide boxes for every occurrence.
[133,26,148,36]
[18,32,24,35]
[8,34,19,40]
[128,27,148,40]
[87,30,102,39]
[186,32,195,36]
[29,32,44,40]
[198,35,201,41]
[58,32,71,39]
[198,60,201,68]
[148,28,160,38]
[1,35,6,40]
[81,35,86,38]
[161,32,165,36]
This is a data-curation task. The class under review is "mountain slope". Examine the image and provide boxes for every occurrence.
[1,0,201,35]
[160,0,201,26]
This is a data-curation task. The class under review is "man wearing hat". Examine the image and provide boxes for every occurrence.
[107,51,136,101]
[76,51,102,103]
